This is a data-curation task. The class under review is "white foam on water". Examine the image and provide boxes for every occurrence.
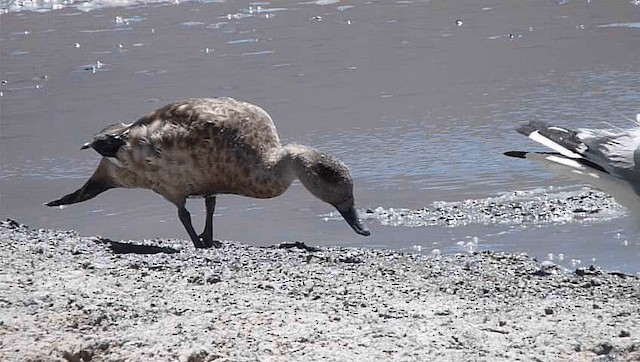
[598,23,640,29]
[322,187,627,229]
[0,0,218,13]
[299,0,339,5]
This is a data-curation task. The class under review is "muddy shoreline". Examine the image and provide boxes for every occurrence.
[1,219,638,361]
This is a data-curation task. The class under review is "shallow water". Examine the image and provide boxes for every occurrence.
[1,0,640,272]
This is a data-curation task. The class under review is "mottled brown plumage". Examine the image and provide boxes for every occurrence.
[47,97,370,248]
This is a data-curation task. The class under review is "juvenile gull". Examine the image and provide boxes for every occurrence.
[47,98,370,248]
[505,119,640,213]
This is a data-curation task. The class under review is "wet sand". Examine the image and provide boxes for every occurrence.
[1,219,639,361]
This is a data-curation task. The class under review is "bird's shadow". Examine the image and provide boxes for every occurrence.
[97,238,180,255]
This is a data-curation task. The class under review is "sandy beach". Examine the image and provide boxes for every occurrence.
[1,219,638,361]
[2,1,640,360]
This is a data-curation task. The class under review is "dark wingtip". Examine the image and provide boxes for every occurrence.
[504,151,528,159]
[45,200,61,207]
[89,136,124,158]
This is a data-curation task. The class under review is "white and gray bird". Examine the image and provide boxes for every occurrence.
[47,97,370,248]
[505,117,640,213]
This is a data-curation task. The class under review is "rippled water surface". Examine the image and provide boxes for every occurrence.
[1,0,640,272]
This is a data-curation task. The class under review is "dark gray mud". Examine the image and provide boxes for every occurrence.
[1,219,638,361]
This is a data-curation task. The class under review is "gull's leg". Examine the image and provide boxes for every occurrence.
[200,196,222,248]
[178,206,206,248]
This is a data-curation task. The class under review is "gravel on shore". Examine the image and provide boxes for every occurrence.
[324,189,626,229]
[1,219,639,361]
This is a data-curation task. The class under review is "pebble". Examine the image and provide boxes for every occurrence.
[355,189,624,228]
[1,219,639,361]
[544,307,554,315]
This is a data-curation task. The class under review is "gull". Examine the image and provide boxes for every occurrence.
[47,97,370,248]
[504,117,640,213]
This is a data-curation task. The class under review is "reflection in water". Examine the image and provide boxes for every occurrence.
[0,158,95,180]
[499,70,640,131]
[311,117,516,192]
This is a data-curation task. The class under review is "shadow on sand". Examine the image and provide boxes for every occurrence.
[98,238,180,255]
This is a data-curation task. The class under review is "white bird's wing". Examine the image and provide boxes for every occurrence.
[575,127,640,176]
[505,120,640,213]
